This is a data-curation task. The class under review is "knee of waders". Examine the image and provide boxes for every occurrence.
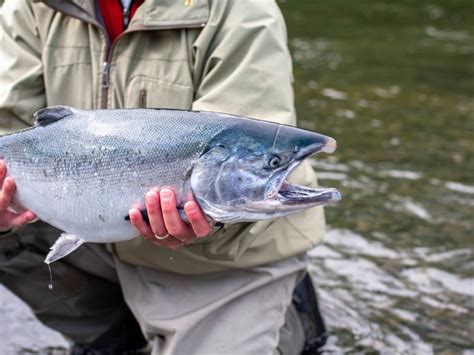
[70,311,150,355]
[278,272,328,355]
[292,273,327,354]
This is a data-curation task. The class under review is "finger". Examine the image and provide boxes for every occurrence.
[0,160,6,185]
[160,189,192,239]
[6,210,37,228]
[184,201,211,238]
[145,191,167,238]
[0,177,16,211]
[129,208,154,238]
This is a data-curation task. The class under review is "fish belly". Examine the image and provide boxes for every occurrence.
[13,174,145,242]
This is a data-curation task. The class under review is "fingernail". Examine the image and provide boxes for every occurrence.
[161,189,172,198]
[146,191,156,201]
[186,202,196,211]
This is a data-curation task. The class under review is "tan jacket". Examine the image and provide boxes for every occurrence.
[0,0,326,273]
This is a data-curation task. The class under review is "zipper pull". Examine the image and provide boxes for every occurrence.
[102,62,110,88]
[123,7,130,29]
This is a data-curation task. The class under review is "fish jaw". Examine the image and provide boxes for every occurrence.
[226,175,341,223]
[263,134,338,201]
[264,182,340,210]
[198,184,341,224]
[256,135,340,217]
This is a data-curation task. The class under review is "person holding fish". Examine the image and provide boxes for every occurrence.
[0,0,332,354]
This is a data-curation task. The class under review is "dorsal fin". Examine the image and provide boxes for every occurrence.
[34,106,74,127]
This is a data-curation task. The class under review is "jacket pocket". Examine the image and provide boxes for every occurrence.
[125,75,193,109]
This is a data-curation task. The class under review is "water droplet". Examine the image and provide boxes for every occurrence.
[47,263,54,290]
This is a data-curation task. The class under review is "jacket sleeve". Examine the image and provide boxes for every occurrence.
[191,0,295,126]
[0,0,46,134]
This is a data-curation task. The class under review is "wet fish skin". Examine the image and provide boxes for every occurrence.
[0,106,340,263]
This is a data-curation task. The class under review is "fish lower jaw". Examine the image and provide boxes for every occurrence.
[274,182,341,206]
[197,183,341,224]
[243,186,341,215]
[198,200,289,224]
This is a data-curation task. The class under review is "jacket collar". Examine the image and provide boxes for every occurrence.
[40,0,209,29]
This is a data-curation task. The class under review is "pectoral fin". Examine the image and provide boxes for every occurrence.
[45,233,84,264]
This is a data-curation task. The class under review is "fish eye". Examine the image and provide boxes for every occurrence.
[267,154,282,169]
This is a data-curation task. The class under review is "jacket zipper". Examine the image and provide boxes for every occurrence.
[103,1,132,108]
[101,62,111,109]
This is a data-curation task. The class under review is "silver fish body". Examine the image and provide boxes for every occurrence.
[0,106,340,262]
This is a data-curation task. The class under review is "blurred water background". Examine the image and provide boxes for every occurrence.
[1,0,473,353]
[282,0,473,353]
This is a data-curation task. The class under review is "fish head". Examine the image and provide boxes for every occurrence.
[190,120,341,223]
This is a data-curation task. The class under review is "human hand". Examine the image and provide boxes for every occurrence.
[0,160,37,232]
[128,188,212,249]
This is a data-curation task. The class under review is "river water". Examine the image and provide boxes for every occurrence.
[282,0,473,353]
[1,0,473,354]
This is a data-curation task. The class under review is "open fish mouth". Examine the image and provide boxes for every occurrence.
[265,137,341,208]
[267,167,341,209]
[277,180,341,205]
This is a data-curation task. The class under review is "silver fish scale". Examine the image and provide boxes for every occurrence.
[0,108,230,242]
